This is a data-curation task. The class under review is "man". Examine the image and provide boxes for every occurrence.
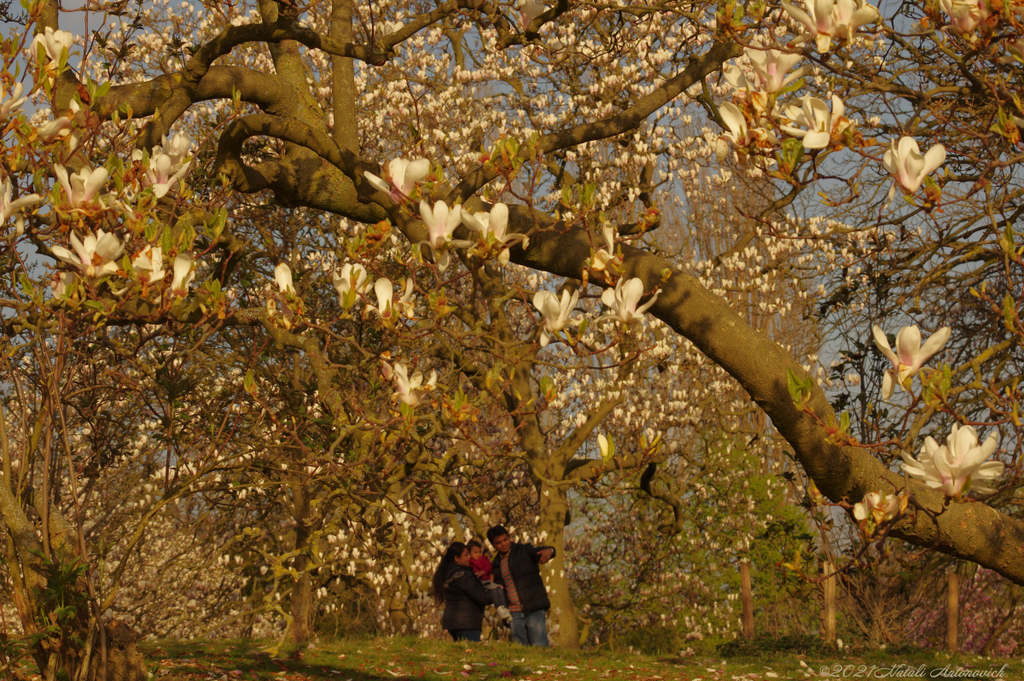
[486,524,556,646]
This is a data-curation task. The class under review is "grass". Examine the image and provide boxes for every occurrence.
[123,635,1021,681]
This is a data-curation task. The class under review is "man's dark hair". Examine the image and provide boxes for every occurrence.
[467,539,483,550]
[486,525,509,542]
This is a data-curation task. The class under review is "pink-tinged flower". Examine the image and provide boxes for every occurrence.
[132,245,166,284]
[872,324,951,399]
[31,27,74,68]
[600,277,659,325]
[3,177,43,236]
[939,0,991,36]
[364,158,430,202]
[381,360,437,407]
[715,102,778,160]
[883,137,946,194]
[54,165,109,208]
[852,490,906,526]
[533,288,580,346]
[517,0,546,29]
[419,199,466,273]
[902,425,1003,497]
[170,254,194,292]
[780,94,850,149]
[332,263,369,309]
[1,83,26,123]
[783,0,880,52]
[745,43,808,93]
[275,263,295,294]
[461,202,529,266]
[51,271,76,298]
[51,229,124,279]
[132,132,192,198]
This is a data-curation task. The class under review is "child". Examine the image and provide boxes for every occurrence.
[468,539,512,625]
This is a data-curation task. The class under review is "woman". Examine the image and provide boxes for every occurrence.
[432,541,492,641]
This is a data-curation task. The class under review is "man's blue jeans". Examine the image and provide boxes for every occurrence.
[509,609,548,646]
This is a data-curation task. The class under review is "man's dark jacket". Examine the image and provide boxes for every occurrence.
[440,563,491,631]
[491,543,557,614]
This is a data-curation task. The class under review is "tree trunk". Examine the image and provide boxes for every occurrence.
[537,483,579,648]
[285,481,312,646]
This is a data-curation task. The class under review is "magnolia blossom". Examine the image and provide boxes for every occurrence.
[939,0,991,36]
[382,360,436,408]
[51,271,75,298]
[600,277,659,325]
[364,157,430,202]
[55,165,109,208]
[381,21,404,36]
[461,202,529,266]
[598,433,614,463]
[1,82,26,122]
[518,0,546,29]
[332,263,369,309]
[419,199,465,272]
[872,324,950,399]
[715,102,778,160]
[132,132,193,198]
[275,263,295,294]
[783,0,880,52]
[590,223,617,274]
[746,43,807,93]
[852,491,905,526]
[51,229,124,279]
[367,277,414,319]
[533,288,579,347]
[780,94,850,149]
[883,137,946,194]
[132,245,166,284]
[171,253,194,292]
[31,27,74,68]
[2,177,43,236]
[902,425,1003,497]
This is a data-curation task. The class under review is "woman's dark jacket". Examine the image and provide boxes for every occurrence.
[440,563,492,631]
[491,543,556,614]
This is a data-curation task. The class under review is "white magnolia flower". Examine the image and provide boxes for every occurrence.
[852,491,905,525]
[382,360,437,407]
[381,21,404,36]
[30,27,74,68]
[872,324,950,399]
[51,229,124,279]
[132,132,192,198]
[419,199,465,272]
[171,253,194,292]
[1,82,27,122]
[275,263,295,294]
[461,202,529,266]
[598,434,615,463]
[716,102,778,160]
[780,94,849,149]
[533,288,580,347]
[745,43,808,93]
[590,223,617,274]
[2,177,43,236]
[902,425,1003,497]
[518,0,546,29]
[54,164,108,208]
[332,263,369,309]
[939,0,991,36]
[367,277,415,319]
[883,137,946,194]
[783,0,880,52]
[600,277,659,325]
[364,157,430,202]
[51,271,76,298]
[393,278,416,318]
[132,245,166,284]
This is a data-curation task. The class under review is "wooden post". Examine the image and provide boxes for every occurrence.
[821,561,836,644]
[947,571,959,653]
[739,561,754,638]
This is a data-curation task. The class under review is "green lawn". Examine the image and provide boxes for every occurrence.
[129,636,1019,681]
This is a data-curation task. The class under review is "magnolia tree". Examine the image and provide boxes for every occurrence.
[3,0,1024,672]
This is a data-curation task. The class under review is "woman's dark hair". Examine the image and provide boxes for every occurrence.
[431,542,467,605]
